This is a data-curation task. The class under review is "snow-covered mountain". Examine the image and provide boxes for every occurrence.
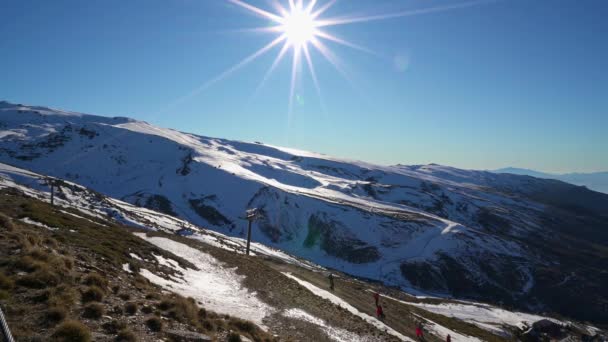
[1,100,607,325]
[494,167,608,194]
[3,162,603,341]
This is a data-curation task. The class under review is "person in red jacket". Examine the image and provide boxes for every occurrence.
[376,304,385,320]
[373,292,380,306]
[446,334,451,342]
[416,323,424,340]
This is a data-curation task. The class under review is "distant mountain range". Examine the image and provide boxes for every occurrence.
[494,167,608,194]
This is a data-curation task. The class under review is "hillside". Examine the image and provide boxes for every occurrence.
[0,162,604,341]
[1,100,608,326]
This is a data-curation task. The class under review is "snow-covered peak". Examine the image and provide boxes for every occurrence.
[0,100,135,125]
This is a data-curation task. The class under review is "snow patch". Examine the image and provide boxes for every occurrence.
[135,233,273,328]
[129,253,143,261]
[282,272,414,341]
[19,217,58,231]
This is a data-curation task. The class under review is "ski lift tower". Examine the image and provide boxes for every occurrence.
[43,177,58,206]
[244,208,260,256]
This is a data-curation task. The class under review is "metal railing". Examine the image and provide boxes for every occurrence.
[0,306,14,342]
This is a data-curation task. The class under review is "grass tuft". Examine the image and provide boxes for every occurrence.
[16,269,60,288]
[162,294,199,325]
[0,272,14,290]
[0,212,14,231]
[46,306,68,325]
[82,302,105,319]
[115,329,137,342]
[228,332,242,342]
[83,273,107,289]
[145,316,163,332]
[52,320,91,342]
[81,286,104,303]
[102,320,127,334]
[124,302,138,315]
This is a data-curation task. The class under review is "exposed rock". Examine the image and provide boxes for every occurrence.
[166,329,212,341]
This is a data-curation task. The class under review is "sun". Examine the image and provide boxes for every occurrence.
[167,0,490,119]
[280,3,318,49]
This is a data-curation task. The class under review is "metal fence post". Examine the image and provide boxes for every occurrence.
[0,306,15,342]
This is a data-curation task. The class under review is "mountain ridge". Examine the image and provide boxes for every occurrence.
[1,100,607,325]
[494,167,608,194]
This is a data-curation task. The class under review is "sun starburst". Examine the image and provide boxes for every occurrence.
[228,0,366,119]
[162,0,492,120]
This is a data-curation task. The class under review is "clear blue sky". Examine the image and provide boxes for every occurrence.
[1,0,606,173]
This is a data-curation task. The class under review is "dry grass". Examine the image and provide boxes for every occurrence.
[145,316,163,332]
[0,272,14,290]
[83,273,107,289]
[0,212,14,231]
[228,332,242,342]
[16,269,60,288]
[163,295,199,325]
[115,329,137,342]
[125,301,138,315]
[52,320,91,342]
[83,302,105,319]
[14,255,45,272]
[46,306,68,325]
[48,285,79,309]
[81,286,104,303]
[102,320,127,334]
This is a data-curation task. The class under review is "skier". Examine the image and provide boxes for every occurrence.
[446,334,451,342]
[328,273,335,291]
[376,304,385,320]
[416,322,425,341]
[373,292,380,306]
